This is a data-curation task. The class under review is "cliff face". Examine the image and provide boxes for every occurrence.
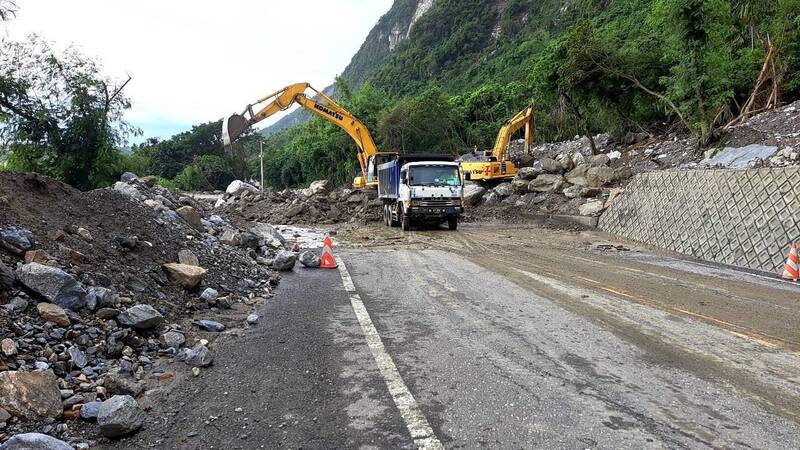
[262,0,435,136]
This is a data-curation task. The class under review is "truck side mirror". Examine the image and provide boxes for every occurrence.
[401,173,407,183]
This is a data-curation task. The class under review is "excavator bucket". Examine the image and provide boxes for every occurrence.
[222,113,250,148]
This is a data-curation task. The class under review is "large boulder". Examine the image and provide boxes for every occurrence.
[565,164,590,187]
[516,193,547,207]
[113,182,144,201]
[120,172,139,183]
[272,251,297,271]
[175,206,203,230]
[538,157,564,174]
[250,223,286,248]
[0,260,15,293]
[528,174,566,193]
[162,263,207,289]
[97,395,145,438]
[0,226,34,252]
[178,345,213,367]
[16,263,86,310]
[0,370,62,420]
[226,180,258,196]
[36,303,70,327]
[463,183,487,206]
[0,433,72,450]
[309,180,333,195]
[516,166,542,180]
[586,166,615,187]
[116,304,163,329]
[299,251,321,268]
[511,178,529,194]
[589,154,610,167]
[579,200,606,216]
[493,182,513,198]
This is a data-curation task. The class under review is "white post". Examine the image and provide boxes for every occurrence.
[260,141,264,191]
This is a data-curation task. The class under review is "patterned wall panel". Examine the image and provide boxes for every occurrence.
[598,168,800,274]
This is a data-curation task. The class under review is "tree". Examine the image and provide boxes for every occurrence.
[0,35,135,189]
[0,0,16,21]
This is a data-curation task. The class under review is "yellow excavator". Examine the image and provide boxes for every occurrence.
[222,82,397,189]
[459,106,535,182]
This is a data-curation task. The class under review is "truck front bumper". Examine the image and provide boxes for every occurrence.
[406,206,462,218]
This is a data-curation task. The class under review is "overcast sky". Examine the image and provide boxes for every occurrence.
[4,0,393,143]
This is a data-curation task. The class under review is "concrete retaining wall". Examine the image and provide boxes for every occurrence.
[598,168,800,274]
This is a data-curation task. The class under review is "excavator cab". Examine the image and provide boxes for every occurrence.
[354,152,399,189]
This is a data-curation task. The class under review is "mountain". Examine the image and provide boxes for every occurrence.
[261,0,436,136]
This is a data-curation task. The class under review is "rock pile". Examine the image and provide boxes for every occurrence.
[0,172,289,446]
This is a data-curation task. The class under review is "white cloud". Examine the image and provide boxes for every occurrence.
[5,0,393,141]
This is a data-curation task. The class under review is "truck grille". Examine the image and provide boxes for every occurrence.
[417,198,456,207]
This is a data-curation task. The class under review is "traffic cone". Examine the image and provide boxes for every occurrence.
[320,235,337,269]
[782,243,799,281]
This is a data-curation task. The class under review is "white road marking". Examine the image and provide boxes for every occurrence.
[336,257,444,450]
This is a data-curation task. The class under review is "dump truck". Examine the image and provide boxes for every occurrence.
[378,154,464,231]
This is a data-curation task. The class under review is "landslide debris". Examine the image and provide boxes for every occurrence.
[0,172,314,446]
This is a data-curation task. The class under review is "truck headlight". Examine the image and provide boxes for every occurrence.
[403,200,412,208]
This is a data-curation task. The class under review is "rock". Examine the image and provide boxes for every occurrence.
[161,331,185,349]
[120,172,139,183]
[0,370,62,420]
[116,304,164,329]
[246,314,259,325]
[239,232,260,250]
[0,408,9,423]
[0,433,72,450]
[607,150,622,160]
[516,166,542,180]
[226,180,259,196]
[140,175,157,187]
[16,263,87,310]
[482,191,501,205]
[97,395,145,438]
[194,320,225,332]
[113,182,144,201]
[250,223,286,246]
[0,226,34,252]
[298,251,320,268]
[85,287,115,310]
[528,174,565,193]
[220,230,240,246]
[200,288,218,302]
[565,164,590,186]
[605,188,625,208]
[176,249,199,267]
[76,227,93,241]
[24,250,49,264]
[176,206,203,231]
[581,187,603,198]
[563,185,582,199]
[36,303,70,327]
[538,157,564,174]
[309,180,332,195]
[3,297,27,313]
[516,193,548,207]
[589,154,610,167]
[96,308,120,319]
[68,347,88,369]
[586,166,615,187]
[0,261,14,292]
[80,401,102,421]
[579,200,606,216]
[1,339,17,357]
[558,154,575,172]
[493,182,513,198]
[511,178,529,194]
[463,183,487,206]
[179,345,213,367]
[104,373,144,397]
[162,263,207,289]
[572,152,587,166]
[114,236,139,250]
[272,251,297,271]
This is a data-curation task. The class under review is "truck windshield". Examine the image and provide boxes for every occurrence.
[409,166,461,187]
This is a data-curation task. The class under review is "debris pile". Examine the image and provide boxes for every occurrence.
[219,180,382,226]
[0,172,311,446]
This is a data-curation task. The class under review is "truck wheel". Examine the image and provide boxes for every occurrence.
[383,205,390,226]
[447,216,458,230]
[400,206,411,231]
[390,205,401,227]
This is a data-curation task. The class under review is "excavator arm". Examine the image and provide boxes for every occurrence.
[491,106,534,163]
[222,82,393,188]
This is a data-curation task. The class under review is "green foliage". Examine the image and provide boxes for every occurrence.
[0,35,135,189]
[173,155,235,191]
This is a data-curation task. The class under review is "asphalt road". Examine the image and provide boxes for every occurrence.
[120,224,800,449]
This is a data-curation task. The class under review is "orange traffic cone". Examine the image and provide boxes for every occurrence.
[320,235,337,269]
[782,243,799,281]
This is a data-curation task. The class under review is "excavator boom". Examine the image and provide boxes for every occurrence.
[223,82,395,189]
[460,106,534,182]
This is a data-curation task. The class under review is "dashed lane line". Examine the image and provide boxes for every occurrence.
[336,257,444,450]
